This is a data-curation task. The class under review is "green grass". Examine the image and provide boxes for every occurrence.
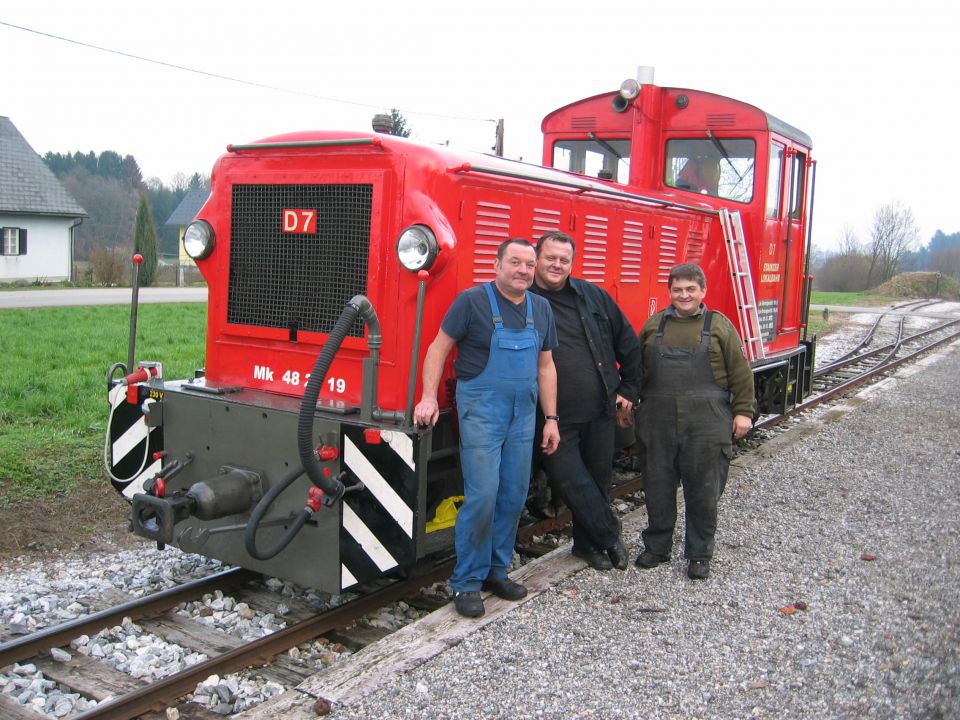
[809,291,900,307]
[0,304,206,503]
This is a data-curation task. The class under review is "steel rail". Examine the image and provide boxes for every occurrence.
[756,326,960,430]
[814,319,959,377]
[0,567,257,668]
[71,560,456,720]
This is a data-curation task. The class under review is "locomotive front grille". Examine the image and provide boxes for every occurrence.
[228,184,372,337]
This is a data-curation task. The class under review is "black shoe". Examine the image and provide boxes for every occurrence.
[687,560,710,580]
[453,591,485,617]
[634,550,670,569]
[607,539,629,571]
[572,545,614,570]
[481,577,528,601]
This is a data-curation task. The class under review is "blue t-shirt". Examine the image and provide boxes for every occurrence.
[441,283,558,380]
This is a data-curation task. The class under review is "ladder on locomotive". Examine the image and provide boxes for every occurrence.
[719,208,766,362]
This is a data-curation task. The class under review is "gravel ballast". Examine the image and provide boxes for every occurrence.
[330,342,960,720]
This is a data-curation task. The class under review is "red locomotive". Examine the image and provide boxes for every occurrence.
[105,68,815,592]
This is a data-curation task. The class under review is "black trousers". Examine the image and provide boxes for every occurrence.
[539,414,620,552]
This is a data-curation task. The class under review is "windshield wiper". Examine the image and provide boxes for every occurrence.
[588,132,624,160]
[706,129,743,181]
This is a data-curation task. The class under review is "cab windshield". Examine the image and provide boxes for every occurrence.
[552,137,631,183]
[664,138,755,203]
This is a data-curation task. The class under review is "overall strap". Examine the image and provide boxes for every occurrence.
[483,283,504,329]
[700,310,714,347]
[654,312,669,345]
[525,290,534,328]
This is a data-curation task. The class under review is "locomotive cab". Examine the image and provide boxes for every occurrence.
[541,68,816,414]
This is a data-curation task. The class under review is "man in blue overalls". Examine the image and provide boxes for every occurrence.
[414,238,560,618]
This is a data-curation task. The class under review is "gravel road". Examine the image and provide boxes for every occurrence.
[331,342,960,720]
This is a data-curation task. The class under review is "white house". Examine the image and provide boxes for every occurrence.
[0,116,87,283]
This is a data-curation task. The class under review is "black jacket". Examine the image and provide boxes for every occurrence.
[532,277,642,416]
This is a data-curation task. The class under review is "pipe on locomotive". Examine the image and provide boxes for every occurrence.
[297,295,380,504]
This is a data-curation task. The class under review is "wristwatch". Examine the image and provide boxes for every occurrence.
[545,415,560,421]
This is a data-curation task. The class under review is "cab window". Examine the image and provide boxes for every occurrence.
[552,138,631,183]
[664,138,755,203]
[766,143,784,218]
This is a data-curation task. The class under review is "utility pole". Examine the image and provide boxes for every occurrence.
[494,119,504,157]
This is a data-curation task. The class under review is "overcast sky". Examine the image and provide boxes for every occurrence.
[3,0,956,251]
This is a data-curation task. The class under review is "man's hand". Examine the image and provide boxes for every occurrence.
[615,394,634,428]
[413,397,440,428]
[541,419,560,455]
[732,414,752,440]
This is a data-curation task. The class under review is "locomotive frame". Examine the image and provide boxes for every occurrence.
[105,68,816,593]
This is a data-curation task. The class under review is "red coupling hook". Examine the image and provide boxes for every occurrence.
[317,445,339,461]
[306,486,325,512]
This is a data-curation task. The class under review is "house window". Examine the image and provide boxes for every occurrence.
[2,227,26,255]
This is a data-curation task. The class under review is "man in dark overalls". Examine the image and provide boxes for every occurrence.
[414,238,560,617]
[634,263,754,580]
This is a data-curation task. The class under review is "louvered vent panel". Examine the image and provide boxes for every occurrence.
[532,207,561,239]
[656,224,680,284]
[620,219,643,284]
[685,228,706,263]
[706,113,737,128]
[571,116,597,130]
[582,215,608,283]
[472,201,511,283]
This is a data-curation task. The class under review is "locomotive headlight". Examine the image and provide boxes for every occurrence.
[183,220,215,260]
[396,225,438,271]
[619,78,641,100]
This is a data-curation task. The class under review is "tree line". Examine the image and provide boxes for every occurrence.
[43,150,208,284]
[813,201,960,292]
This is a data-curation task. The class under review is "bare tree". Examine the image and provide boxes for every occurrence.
[865,201,919,289]
[930,247,960,280]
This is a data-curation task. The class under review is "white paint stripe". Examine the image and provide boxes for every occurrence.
[342,504,398,572]
[121,457,162,499]
[381,431,415,472]
[113,418,150,463]
[344,437,413,537]
[341,565,358,590]
[109,383,126,409]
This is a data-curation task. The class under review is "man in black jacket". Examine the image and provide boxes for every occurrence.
[530,231,642,570]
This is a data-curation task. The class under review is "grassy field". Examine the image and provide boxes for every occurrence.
[809,291,900,307]
[0,304,206,505]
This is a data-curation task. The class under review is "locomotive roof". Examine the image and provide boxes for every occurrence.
[542,87,812,150]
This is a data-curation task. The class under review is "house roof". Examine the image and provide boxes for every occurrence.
[165,190,210,226]
[0,116,87,217]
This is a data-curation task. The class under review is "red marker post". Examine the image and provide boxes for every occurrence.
[127,254,144,373]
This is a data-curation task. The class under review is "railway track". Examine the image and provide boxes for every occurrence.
[3,304,955,720]
[755,309,960,431]
[0,478,647,720]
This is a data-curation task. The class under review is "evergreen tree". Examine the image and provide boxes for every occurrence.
[389,108,412,138]
[133,194,159,286]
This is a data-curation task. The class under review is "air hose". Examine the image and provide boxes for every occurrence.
[244,465,310,560]
[297,295,379,504]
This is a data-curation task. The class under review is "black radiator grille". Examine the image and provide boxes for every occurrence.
[228,184,372,337]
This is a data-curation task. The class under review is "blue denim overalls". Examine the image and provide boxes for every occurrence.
[450,283,540,592]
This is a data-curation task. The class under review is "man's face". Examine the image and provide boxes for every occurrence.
[495,242,536,298]
[535,238,574,291]
[669,277,706,317]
